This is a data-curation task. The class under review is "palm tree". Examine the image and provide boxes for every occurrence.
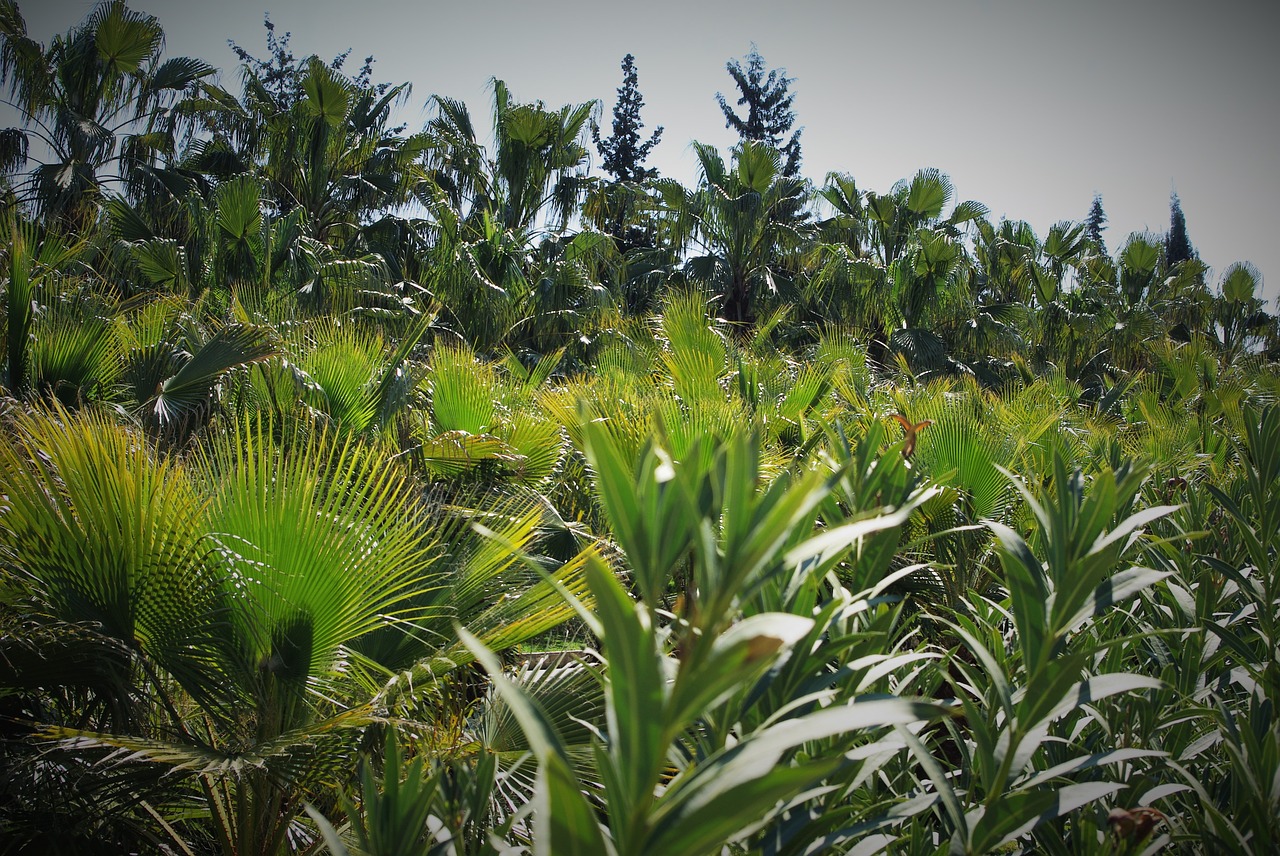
[0,405,590,854]
[812,168,986,372]
[0,0,214,231]
[864,171,985,334]
[1212,261,1270,359]
[971,218,1039,307]
[655,140,809,330]
[417,82,604,352]
[862,168,986,269]
[184,52,430,246]
[424,79,594,237]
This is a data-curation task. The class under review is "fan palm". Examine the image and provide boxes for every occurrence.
[655,140,809,330]
[185,52,429,246]
[3,218,86,396]
[0,0,214,230]
[814,168,986,371]
[426,79,593,236]
[0,408,441,854]
[1212,261,1269,360]
[2,406,591,853]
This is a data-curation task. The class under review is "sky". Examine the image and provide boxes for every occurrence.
[12,0,1280,307]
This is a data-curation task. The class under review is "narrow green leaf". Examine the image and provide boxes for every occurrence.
[1029,673,1165,733]
[1061,567,1172,633]
[969,781,1124,852]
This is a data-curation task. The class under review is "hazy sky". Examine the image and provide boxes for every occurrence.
[14,0,1280,307]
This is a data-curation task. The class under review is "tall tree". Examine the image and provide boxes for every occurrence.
[592,53,663,183]
[421,82,604,350]
[1084,193,1107,256]
[715,46,802,177]
[427,79,593,234]
[1165,191,1196,267]
[184,45,428,251]
[585,53,664,279]
[656,140,809,328]
[0,0,214,230]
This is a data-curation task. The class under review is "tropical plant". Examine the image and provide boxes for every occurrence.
[0,404,593,854]
[920,454,1177,853]
[186,43,428,244]
[656,140,809,329]
[5,8,1280,853]
[0,0,214,230]
[451,423,945,856]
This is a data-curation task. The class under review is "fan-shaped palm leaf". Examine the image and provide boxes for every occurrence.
[27,283,121,405]
[194,416,439,702]
[151,322,277,428]
[659,290,726,402]
[428,342,496,435]
[0,405,230,721]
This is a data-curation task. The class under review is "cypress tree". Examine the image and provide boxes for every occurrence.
[1165,191,1196,267]
[592,54,663,183]
[715,46,802,176]
[1084,194,1108,256]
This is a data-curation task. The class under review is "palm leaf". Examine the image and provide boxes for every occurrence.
[499,411,565,485]
[29,287,121,404]
[915,409,1015,520]
[5,220,35,393]
[195,417,439,700]
[0,406,232,720]
[213,175,262,242]
[131,238,186,291]
[93,3,162,75]
[148,55,214,92]
[429,343,495,434]
[660,290,726,402]
[152,323,276,426]
[416,429,519,478]
[297,324,382,433]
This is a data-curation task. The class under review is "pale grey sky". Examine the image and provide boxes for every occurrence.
[14,0,1280,306]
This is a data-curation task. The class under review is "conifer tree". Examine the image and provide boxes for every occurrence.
[716,46,802,176]
[1165,191,1196,267]
[592,54,663,183]
[1084,194,1108,256]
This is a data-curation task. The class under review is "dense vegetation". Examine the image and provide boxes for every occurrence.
[2,3,1279,854]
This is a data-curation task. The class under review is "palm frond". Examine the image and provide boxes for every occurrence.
[0,405,233,720]
[195,416,440,701]
[428,342,495,435]
[151,322,276,427]
[660,290,726,402]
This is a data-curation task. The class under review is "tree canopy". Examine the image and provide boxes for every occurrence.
[715,45,802,177]
[1166,190,1196,266]
[592,53,663,183]
[1084,193,1107,255]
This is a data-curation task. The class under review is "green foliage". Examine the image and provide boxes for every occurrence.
[716,46,803,177]
[657,140,808,328]
[463,425,944,856]
[593,54,663,183]
[0,0,214,228]
[1084,194,1108,256]
[3,8,1280,853]
[1165,192,1196,268]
